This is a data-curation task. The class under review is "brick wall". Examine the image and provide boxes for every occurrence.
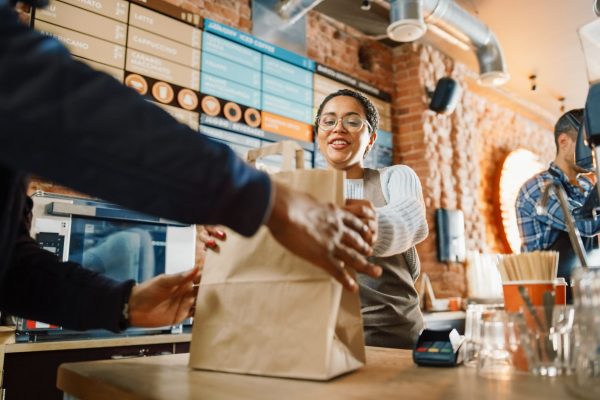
[306,12,393,93]
[388,44,554,297]
[177,0,252,32]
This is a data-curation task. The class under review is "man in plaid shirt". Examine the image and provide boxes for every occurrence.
[516,109,600,300]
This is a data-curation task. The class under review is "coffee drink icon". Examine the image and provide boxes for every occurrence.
[201,95,221,116]
[223,102,242,123]
[124,74,148,96]
[244,108,261,128]
[152,81,174,104]
[177,89,199,111]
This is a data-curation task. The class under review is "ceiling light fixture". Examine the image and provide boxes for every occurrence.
[529,74,537,91]
[558,96,566,113]
[387,0,427,42]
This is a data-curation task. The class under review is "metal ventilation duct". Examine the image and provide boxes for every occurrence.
[277,0,326,25]
[389,0,509,86]
[276,0,509,86]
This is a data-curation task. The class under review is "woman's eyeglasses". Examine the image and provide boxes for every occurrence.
[318,115,372,133]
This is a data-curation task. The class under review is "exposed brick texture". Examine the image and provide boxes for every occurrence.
[176,0,252,32]
[306,11,393,94]
[390,44,554,297]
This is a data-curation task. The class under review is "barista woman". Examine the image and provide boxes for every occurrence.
[315,89,429,349]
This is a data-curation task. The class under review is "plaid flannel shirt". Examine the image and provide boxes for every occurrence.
[515,162,600,252]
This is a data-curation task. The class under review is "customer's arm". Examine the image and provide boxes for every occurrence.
[0,234,137,332]
[0,10,269,236]
[374,165,429,257]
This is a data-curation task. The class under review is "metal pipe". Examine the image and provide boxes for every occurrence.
[387,0,426,42]
[388,0,509,86]
[277,0,325,25]
[422,0,508,85]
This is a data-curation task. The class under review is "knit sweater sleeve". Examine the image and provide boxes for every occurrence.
[374,165,429,257]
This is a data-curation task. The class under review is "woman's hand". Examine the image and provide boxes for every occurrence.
[128,266,201,327]
[344,199,378,246]
[199,226,227,252]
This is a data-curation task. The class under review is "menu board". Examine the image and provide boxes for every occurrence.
[200,19,316,169]
[124,3,201,129]
[33,0,202,130]
[32,0,392,169]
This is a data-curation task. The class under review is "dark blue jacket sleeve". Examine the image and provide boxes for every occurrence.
[0,233,134,332]
[0,4,271,237]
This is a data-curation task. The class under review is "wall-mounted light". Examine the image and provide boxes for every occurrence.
[529,74,537,91]
[558,96,566,113]
[361,0,371,11]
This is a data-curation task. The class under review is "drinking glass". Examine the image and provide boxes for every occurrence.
[477,311,518,380]
[462,303,503,367]
[518,305,576,377]
[568,268,600,399]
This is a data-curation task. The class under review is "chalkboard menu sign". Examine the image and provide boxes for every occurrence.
[32,0,393,169]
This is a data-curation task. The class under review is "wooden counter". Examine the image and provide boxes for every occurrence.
[4,333,191,353]
[57,347,575,400]
[1,333,191,399]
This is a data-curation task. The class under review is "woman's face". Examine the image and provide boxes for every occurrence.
[316,96,376,171]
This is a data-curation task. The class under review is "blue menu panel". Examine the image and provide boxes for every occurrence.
[377,130,393,149]
[201,52,261,90]
[200,115,315,152]
[204,19,315,71]
[262,93,313,124]
[202,31,261,71]
[262,55,313,88]
[262,74,312,106]
[199,125,261,148]
[201,73,261,109]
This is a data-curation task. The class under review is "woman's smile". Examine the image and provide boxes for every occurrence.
[328,136,351,150]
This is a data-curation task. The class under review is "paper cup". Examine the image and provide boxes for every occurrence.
[502,279,566,312]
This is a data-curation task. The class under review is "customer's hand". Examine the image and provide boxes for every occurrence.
[344,199,378,246]
[266,181,382,292]
[199,226,227,252]
[128,266,201,327]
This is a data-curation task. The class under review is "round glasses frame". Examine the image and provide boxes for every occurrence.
[317,115,373,133]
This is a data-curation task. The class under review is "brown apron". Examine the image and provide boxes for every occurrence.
[357,168,424,349]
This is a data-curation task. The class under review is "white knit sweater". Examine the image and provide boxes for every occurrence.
[345,165,429,257]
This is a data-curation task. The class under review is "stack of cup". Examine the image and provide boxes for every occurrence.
[502,278,570,374]
[515,305,576,376]
[462,303,503,367]
[502,278,567,313]
[568,268,600,399]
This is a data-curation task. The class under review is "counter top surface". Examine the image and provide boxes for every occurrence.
[6,333,191,353]
[57,346,575,400]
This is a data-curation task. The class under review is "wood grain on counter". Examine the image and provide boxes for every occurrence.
[57,346,574,400]
[5,333,191,353]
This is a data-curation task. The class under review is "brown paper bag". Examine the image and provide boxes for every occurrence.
[189,141,366,380]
